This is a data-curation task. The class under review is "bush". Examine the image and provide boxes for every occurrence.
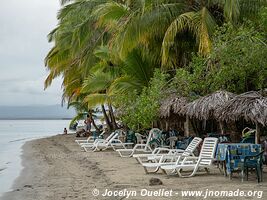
[116,70,168,130]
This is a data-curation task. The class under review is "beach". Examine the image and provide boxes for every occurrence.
[2,134,267,200]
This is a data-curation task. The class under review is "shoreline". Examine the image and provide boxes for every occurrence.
[2,134,267,200]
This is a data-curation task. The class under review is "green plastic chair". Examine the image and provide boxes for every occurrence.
[241,151,264,183]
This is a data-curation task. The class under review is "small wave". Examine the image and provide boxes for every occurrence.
[0,167,7,172]
[9,137,36,143]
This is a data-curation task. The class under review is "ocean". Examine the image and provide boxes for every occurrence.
[0,120,71,197]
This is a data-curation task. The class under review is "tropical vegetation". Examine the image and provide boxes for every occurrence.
[45,0,267,131]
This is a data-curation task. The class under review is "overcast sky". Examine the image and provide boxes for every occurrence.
[0,0,64,106]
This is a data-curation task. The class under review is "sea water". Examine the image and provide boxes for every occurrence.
[0,120,71,197]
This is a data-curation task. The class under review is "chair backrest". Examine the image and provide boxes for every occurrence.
[166,136,178,149]
[105,131,117,141]
[198,137,218,166]
[106,132,119,145]
[99,130,105,137]
[145,128,161,150]
[181,137,202,157]
[135,133,143,144]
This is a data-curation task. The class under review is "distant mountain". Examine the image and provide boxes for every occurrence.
[0,105,76,119]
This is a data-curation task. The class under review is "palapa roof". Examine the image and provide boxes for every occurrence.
[182,90,235,120]
[160,94,188,118]
[215,91,267,126]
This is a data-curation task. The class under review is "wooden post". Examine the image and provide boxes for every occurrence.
[219,121,224,135]
[184,116,190,137]
[165,121,169,131]
[256,123,260,144]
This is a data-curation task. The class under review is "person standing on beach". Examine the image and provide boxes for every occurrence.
[84,114,92,132]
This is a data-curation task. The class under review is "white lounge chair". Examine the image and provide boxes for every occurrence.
[141,137,203,173]
[161,137,218,177]
[136,137,202,164]
[116,128,160,157]
[81,131,118,152]
[75,130,106,145]
[92,132,133,152]
[133,147,173,164]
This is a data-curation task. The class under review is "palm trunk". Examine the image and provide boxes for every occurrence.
[108,104,118,130]
[91,116,100,132]
[101,104,112,132]
[88,109,100,132]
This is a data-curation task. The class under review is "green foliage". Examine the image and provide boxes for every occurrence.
[185,22,267,95]
[259,7,267,32]
[169,68,192,97]
[45,0,267,131]
[116,70,168,130]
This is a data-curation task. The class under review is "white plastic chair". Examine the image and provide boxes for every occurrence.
[133,147,173,164]
[81,131,117,152]
[141,137,203,173]
[92,132,133,152]
[116,128,160,157]
[75,130,105,145]
[161,137,218,177]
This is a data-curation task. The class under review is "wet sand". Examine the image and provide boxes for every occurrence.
[2,134,267,200]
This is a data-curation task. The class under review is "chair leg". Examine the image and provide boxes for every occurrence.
[143,166,149,174]
[260,167,263,182]
[246,167,249,181]
[256,167,260,183]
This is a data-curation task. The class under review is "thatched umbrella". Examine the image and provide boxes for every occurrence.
[159,94,188,132]
[182,90,235,120]
[181,91,235,134]
[160,94,188,118]
[215,91,267,143]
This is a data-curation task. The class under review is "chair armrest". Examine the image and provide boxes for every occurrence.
[112,139,123,143]
[94,139,106,142]
[244,151,264,162]
[242,151,264,169]
[135,144,147,147]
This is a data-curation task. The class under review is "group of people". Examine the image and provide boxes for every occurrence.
[75,115,92,137]
[63,115,92,136]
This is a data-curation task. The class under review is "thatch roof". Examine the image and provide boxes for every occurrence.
[215,91,267,126]
[160,94,188,118]
[182,90,235,120]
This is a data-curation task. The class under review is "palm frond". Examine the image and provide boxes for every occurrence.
[161,11,195,67]
[81,72,114,93]
[84,93,110,108]
[109,75,143,94]
[93,1,130,28]
[193,7,216,55]
[223,0,240,24]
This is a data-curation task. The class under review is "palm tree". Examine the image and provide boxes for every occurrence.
[44,0,267,131]
[93,0,267,68]
[68,100,100,132]
[80,46,156,130]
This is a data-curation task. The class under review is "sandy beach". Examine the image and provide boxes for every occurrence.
[2,134,267,200]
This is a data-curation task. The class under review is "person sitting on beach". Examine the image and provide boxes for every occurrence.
[76,129,86,137]
[63,128,67,134]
